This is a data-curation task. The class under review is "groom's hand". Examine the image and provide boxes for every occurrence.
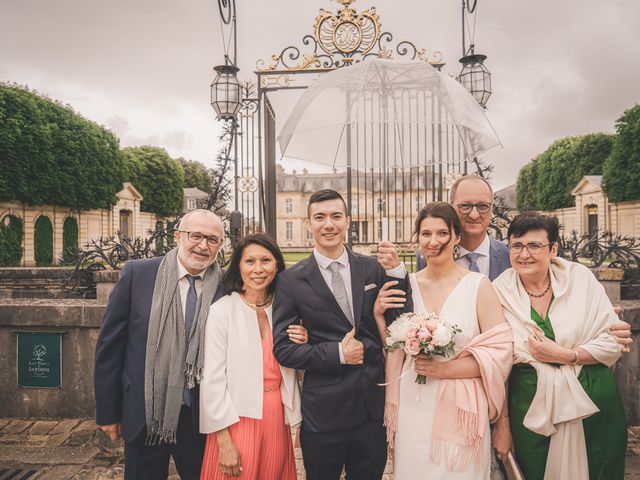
[377,241,400,270]
[341,328,364,365]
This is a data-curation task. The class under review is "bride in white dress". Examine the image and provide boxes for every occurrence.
[374,202,511,480]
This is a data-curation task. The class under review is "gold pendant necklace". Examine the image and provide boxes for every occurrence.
[240,294,272,309]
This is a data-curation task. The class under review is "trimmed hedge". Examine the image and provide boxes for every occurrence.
[34,215,53,266]
[62,216,79,264]
[0,215,23,266]
[0,83,126,210]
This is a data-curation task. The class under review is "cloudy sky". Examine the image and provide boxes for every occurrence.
[2,0,638,189]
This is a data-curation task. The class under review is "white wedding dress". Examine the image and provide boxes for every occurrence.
[393,272,491,480]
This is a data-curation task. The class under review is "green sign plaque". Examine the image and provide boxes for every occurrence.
[17,332,62,389]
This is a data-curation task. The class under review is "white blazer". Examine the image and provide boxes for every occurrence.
[199,292,302,433]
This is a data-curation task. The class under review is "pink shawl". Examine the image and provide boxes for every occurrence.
[384,322,513,471]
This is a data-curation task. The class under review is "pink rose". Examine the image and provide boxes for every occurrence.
[425,320,437,332]
[406,327,419,340]
[404,337,421,356]
[417,327,432,342]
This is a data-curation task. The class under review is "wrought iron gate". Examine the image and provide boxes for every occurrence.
[233,0,471,245]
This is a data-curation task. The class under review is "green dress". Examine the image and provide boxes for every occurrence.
[509,301,627,480]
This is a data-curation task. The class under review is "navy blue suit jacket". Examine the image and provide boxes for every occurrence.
[94,257,223,443]
[415,236,511,281]
[272,248,406,433]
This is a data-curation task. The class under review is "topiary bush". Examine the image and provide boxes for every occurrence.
[62,216,79,264]
[34,215,53,266]
[0,215,23,266]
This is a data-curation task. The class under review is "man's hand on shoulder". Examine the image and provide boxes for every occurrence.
[99,422,121,441]
[341,328,364,365]
[610,307,632,353]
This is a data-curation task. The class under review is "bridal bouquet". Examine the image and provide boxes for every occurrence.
[385,312,461,384]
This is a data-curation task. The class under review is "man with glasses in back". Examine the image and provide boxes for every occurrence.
[95,209,225,480]
[417,175,509,280]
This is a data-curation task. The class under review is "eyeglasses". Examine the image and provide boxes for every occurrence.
[456,202,492,215]
[507,241,554,255]
[179,231,223,247]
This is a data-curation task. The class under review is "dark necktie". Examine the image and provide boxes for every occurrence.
[183,274,199,406]
[466,252,481,273]
[185,275,200,339]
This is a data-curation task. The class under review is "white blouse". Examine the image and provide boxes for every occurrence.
[199,292,302,433]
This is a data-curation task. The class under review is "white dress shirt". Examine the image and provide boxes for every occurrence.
[456,234,491,277]
[313,247,406,363]
[177,261,204,317]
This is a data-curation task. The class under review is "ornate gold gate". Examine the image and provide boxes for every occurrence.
[235,0,470,245]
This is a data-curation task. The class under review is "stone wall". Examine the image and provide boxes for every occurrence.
[0,299,104,418]
[1,288,639,425]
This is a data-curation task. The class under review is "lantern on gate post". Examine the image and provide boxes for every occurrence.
[210,63,242,120]
[457,0,492,108]
[458,52,492,108]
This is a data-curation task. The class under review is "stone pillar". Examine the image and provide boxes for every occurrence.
[591,267,624,302]
[94,269,121,303]
[613,301,640,424]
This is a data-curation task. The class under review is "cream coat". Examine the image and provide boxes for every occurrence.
[199,292,302,433]
[493,257,622,480]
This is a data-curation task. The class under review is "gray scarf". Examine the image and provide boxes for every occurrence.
[143,248,221,444]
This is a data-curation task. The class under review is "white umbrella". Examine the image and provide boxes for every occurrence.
[277,58,501,169]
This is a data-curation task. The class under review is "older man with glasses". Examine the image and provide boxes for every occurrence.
[95,209,226,480]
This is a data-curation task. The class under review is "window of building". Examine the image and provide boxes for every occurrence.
[415,196,422,212]
[286,222,293,241]
[350,221,359,242]
[377,221,383,241]
[396,220,403,238]
[395,197,403,211]
[377,197,386,214]
[362,221,369,243]
[188,198,197,210]
[285,198,293,214]
[306,228,313,240]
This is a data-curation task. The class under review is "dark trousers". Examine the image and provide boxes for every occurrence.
[300,419,387,480]
[124,405,205,480]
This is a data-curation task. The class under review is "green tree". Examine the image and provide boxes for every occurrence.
[122,146,185,217]
[516,160,538,210]
[0,83,125,209]
[178,158,213,194]
[534,137,581,210]
[516,133,614,211]
[603,104,640,202]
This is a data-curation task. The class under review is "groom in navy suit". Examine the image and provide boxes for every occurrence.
[273,189,406,480]
[94,209,225,480]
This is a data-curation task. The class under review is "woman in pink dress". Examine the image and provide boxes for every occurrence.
[199,234,307,479]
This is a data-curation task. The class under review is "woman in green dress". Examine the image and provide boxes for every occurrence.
[492,212,626,480]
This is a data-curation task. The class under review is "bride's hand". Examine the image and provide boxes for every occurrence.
[414,354,447,378]
[491,416,513,461]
